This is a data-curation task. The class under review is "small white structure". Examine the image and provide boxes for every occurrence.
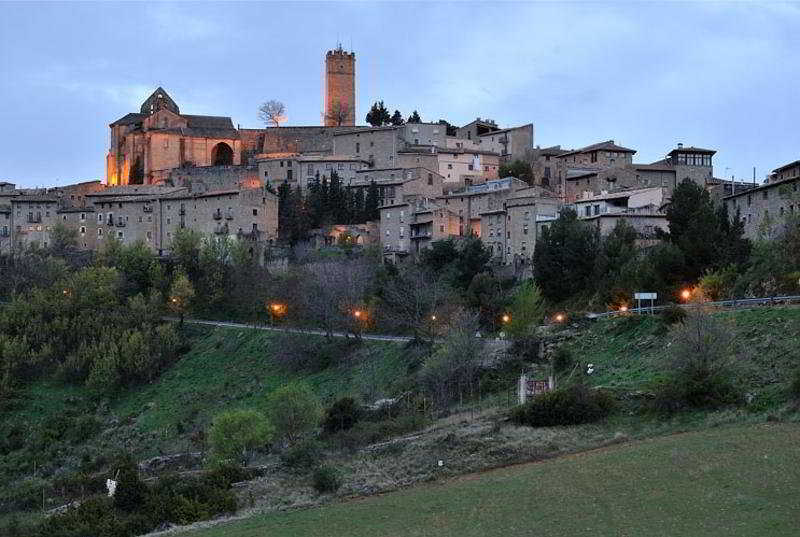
[518,373,554,404]
[106,479,117,497]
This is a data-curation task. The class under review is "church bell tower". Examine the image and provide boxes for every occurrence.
[324,45,356,127]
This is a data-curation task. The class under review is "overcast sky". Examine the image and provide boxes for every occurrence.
[1,1,798,187]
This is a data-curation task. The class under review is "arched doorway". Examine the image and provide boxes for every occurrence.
[211,142,234,166]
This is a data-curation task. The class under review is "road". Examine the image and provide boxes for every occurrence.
[177,317,414,343]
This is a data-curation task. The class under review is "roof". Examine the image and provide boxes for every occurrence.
[183,115,235,130]
[110,112,145,127]
[258,154,369,163]
[772,159,800,174]
[333,125,400,136]
[565,170,599,180]
[12,195,58,203]
[87,185,187,198]
[574,187,664,203]
[538,145,570,157]
[635,162,676,172]
[162,189,240,200]
[723,175,799,200]
[476,123,533,137]
[582,212,667,221]
[560,140,636,157]
[667,145,716,156]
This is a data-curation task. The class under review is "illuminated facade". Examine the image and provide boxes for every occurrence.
[106,88,243,186]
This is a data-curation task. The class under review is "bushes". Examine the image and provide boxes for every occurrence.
[312,464,342,494]
[659,304,687,326]
[653,309,743,412]
[787,369,800,404]
[272,333,360,372]
[281,439,324,471]
[509,384,615,427]
[322,397,362,434]
[208,409,273,466]
[267,382,322,446]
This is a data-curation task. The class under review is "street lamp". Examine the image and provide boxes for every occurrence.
[554,313,565,323]
[619,305,629,313]
[680,288,692,302]
[501,314,511,324]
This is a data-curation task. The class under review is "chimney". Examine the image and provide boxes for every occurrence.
[677,142,683,149]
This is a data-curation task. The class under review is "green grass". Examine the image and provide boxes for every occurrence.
[190,422,800,537]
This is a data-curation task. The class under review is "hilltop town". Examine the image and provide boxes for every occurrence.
[2,46,797,263]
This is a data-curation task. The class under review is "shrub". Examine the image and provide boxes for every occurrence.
[322,397,362,434]
[281,439,324,471]
[112,456,148,513]
[551,347,574,374]
[208,409,273,466]
[788,369,800,404]
[653,309,743,412]
[509,384,615,427]
[328,413,429,450]
[266,382,322,446]
[312,464,342,494]
[660,304,687,326]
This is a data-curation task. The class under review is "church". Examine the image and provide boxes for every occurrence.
[106,88,245,185]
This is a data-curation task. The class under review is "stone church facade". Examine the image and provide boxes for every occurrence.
[106,88,244,186]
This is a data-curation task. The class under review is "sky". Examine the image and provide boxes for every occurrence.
[0,1,798,187]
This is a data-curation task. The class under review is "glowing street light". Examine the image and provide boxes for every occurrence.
[680,289,692,302]
[554,313,565,323]
[354,309,363,319]
[431,314,437,321]
[501,314,511,324]
[619,305,629,313]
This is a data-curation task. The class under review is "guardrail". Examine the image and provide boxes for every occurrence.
[587,295,800,318]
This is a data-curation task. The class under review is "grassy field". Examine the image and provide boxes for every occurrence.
[187,422,800,537]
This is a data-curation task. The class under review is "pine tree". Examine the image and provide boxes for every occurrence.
[364,181,381,221]
[390,110,404,126]
[365,101,391,126]
[353,187,366,223]
[407,110,422,123]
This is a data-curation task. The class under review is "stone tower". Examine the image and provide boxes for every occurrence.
[324,45,356,127]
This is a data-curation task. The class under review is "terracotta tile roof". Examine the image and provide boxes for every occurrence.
[561,140,636,157]
[667,146,716,156]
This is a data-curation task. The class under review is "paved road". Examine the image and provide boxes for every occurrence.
[178,317,414,343]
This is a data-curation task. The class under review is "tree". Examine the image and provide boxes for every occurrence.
[389,110,404,126]
[593,219,638,306]
[378,263,456,340]
[533,208,599,302]
[437,119,458,136]
[266,382,322,446]
[365,100,391,127]
[498,160,533,184]
[407,110,422,124]
[364,181,381,221]
[661,179,750,282]
[507,280,546,339]
[325,101,350,126]
[49,222,78,257]
[168,270,195,325]
[258,100,287,127]
[209,409,273,466]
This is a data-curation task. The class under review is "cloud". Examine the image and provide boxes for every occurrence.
[146,3,219,42]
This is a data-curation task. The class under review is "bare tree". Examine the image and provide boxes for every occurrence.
[258,100,287,128]
[324,101,350,126]
[379,263,458,341]
[303,258,376,338]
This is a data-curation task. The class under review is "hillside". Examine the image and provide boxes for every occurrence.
[3,306,799,534]
[186,423,800,537]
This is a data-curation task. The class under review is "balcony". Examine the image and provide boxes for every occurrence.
[0,229,9,238]
[115,220,126,227]
[212,210,222,220]
[143,205,153,213]
[27,214,42,224]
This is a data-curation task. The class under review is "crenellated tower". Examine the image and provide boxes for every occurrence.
[324,45,356,127]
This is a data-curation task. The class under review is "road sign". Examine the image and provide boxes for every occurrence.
[634,292,657,300]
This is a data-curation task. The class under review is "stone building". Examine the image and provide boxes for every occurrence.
[572,187,669,242]
[349,167,446,206]
[379,199,461,259]
[86,185,278,255]
[324,46,356,127]
[257,155,370,191]
[106,88,243,185]
[9,195,60,250]
[723,160,800,240]
[455,119,534,162]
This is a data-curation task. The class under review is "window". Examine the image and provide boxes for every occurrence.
[97,228,103,236]
[448,164,453,170]
[166,218,171,225]
[762,190,768,200]
[593,205,600,215]
[253,209,258,216]
[370,141,374,147]
[545,155,551,162]
[439,225,444,232]
[280,161,284,168]
[146,231,152,240]
[468,164,474,171]
[80,213,85,221]
[591,152,597,163]
[427,173,433,185]
[287,160,292,168]
[308,165,314,174]
[338,163,344,170]
[584,206,591,216]
[356,142,360,153]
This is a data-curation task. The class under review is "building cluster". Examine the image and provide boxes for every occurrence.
[2,45,797,261]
